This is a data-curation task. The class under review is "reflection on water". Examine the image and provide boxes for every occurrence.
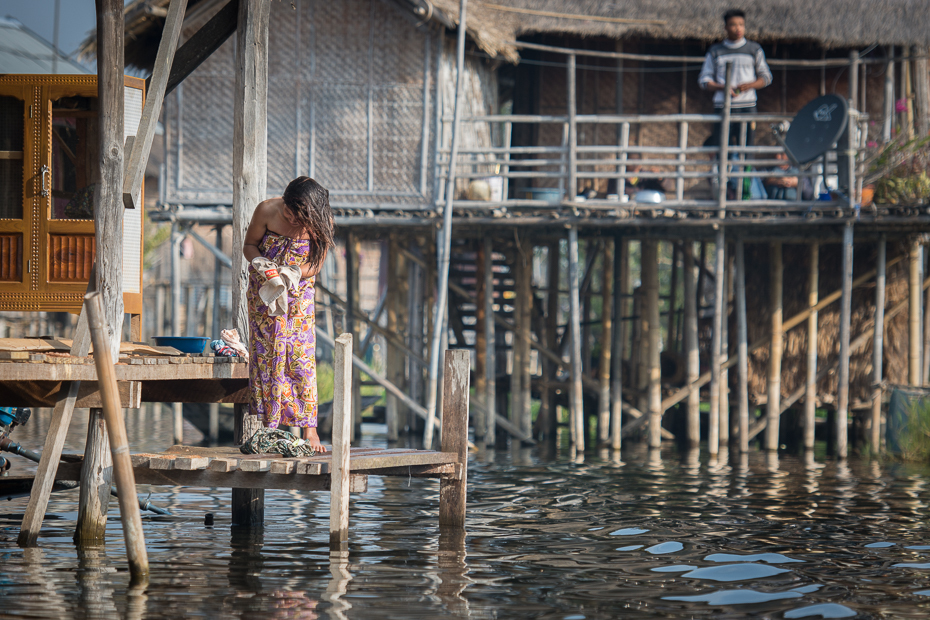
[2,409,930,617]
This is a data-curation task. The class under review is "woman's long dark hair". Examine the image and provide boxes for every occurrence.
[282,176,335,273]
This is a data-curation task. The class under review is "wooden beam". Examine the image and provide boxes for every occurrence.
[765,242,783,452]
[123,0,187,209]
[162,0,239,96]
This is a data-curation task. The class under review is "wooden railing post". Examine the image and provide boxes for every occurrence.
[439,349,470,528]
[85,292,148,578]
[567,53,577,201]
[330,333,353,552]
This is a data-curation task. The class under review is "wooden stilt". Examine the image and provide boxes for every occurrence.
[735,239,749,453]
[439,349,470,528]
[74,408,112,544]
[84,292,148,577]
[643,241,662,449]
[610,238,625,451]
[765,242,783,452]
[910,238,922,385]
[568,226,585,451]
[346,233,362,441]
[836,223,854,459]
[329,333,353,552]
[805,242,820,451]
[474,242,488,444]
[539,241,558,441]
[208,403,219,444]
[484,238,497,445]
[720,250,732,446]
[872,237,886,451]
[519,241,532,438]
[598,240,614,448]
[386,236,407,441]
[709,231,726,456]
[667,242,679,344]
[232,403,264,526]
[173,402,183,444]
[684,241,700,449]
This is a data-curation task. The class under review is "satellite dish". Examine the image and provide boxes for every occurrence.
[775,94,848,165]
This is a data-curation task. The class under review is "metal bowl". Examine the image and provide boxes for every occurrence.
[634,190,665,204]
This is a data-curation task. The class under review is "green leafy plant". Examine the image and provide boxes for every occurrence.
[897,397,930,462]
[865,132,930,205]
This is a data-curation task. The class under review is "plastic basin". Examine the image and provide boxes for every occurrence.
[152,336,210,355]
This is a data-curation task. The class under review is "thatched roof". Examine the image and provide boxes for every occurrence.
[82,0,930,69]
[430,0,930,62]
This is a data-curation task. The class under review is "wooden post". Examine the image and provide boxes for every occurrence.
[85,292,148,578]
[74,408,112,544]
[643,240,662,449]
[717,63,734,219]
[484,238,497,445]
[805,242,820,451]
[346,233,362,441]
[212,226,224,338]
[872,237,886,451]
[765,242,783,452]
[610,237,625,451]
[173,402,183,444]
[231,402,263,527]
[386,236,407,441]
[910,238,922,386]
[439,349,470,528]
[329,333,353,552]
[568,226,585,451]
[567,54,577,200]
[735,239,749,453]
[474,242,487,444]
[598,240,614,448]
[94,0,124,361]
[684,241,700,449]
[539,241,557,441]
[836,223,855,459]
[512,240,531,437]
[208,403,219,444]
[519,241,532,438]
[709,231,726,456]
[884,46,896,143]
[913,45,930,137]
[720,250,731,446]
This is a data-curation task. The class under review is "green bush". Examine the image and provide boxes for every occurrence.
[898,398,930,462]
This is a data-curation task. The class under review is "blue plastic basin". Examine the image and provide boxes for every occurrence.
[152,336,210,355]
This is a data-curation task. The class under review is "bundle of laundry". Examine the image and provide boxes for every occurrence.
[210,328,249,361]
[251,256,301,317]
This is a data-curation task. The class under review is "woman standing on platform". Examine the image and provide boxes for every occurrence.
[242,177,334,453]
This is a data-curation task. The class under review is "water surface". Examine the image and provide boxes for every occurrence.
[3,408,930,618]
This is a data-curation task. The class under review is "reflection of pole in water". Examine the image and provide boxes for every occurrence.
[23,548,70,618]
[325,551,353,620]
[228,527,264,592]
[75,545,120,620]
[436,528,470,616]
[126,576,150,620]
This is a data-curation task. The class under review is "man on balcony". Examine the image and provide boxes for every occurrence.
[698,8,772,147]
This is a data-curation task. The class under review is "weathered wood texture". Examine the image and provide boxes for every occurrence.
[74,408,112,544]
[909,238,922,385]
[230,0,270,340]
[805,243,819,450]
[484,238,497,444]
[439,350,469,528]
[85,292,148,577]
[17,276,94,547]
[643,241,662,449]
[567,227,584,451]
[735,239,749,453]
[123,0,187,209]
[684,241,700,448]
[610,238,625,451]
[330,333,352,551]
[598,240,613,447]
[94,0,124,361]
[872,238,886,451]
[708,231,725,455]
[836,223,854,459]
[765,242,783,452]
[163,0,239,96]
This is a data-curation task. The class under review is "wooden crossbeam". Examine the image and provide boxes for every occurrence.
[161,0,239,96]
[124,0,188,209]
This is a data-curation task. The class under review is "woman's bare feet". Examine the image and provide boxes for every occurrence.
[302,426,327,453]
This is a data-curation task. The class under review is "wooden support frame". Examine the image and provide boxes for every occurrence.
[162,0,240,96]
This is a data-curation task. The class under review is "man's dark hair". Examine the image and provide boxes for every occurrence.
[723,8,745,23]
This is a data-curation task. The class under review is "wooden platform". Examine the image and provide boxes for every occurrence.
[53,446,462,493]
[0,354,248,407]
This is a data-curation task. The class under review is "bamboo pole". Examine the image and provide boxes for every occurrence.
[884,46,895,143]
[386,236,407,441]
[910,238,922,386]
[568,226,585,451]
[424,0,468,450]
[684,241,700,449]
[872,237,886,451]
[765,242,783,452]
[709,231,725,456]
[836,223,855,459]
[720,250,731,445]
[804,242,820,451]
[346,234,361,442]
[329,333,352,552]
[611,238,624,451]
[598,240,614,447]
[717,62,734,219]
[85,292,148,577]
[735,239,749,453]
[518,239,533,438]
[474,242,488,444]
[484,238,497,445]
[643,241,662,449]
[567,53,577,200]
[543,241,559,441]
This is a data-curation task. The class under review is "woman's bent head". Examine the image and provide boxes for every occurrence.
[282,176,335,272]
